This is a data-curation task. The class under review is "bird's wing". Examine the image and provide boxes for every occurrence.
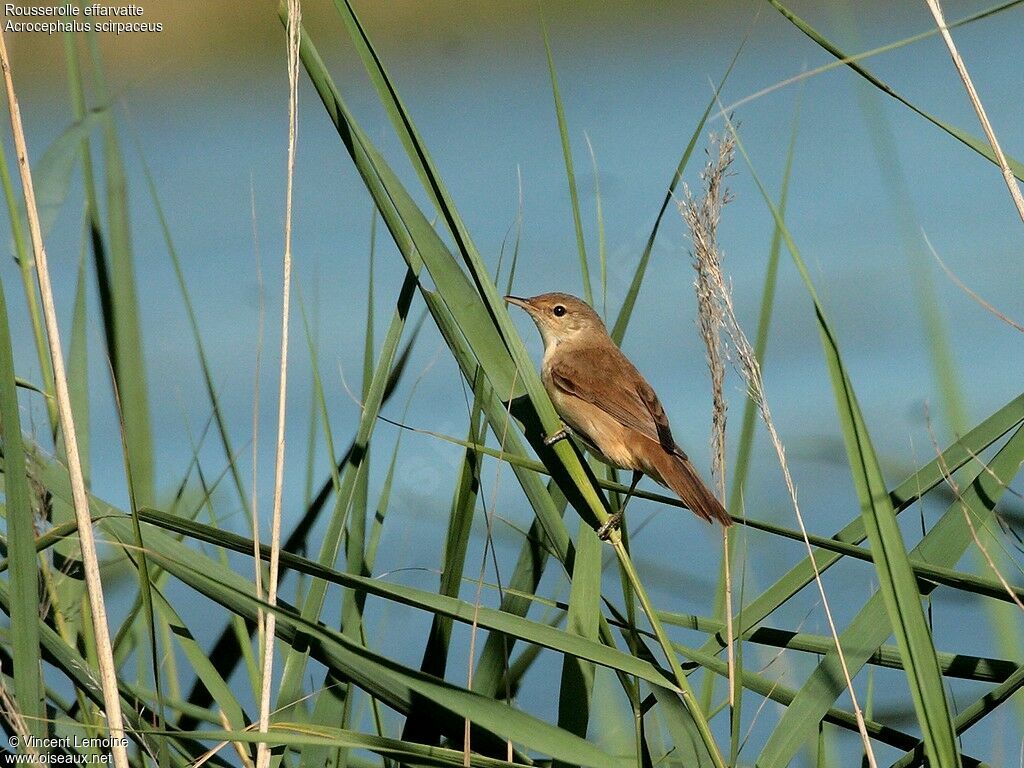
[549,345,677,452]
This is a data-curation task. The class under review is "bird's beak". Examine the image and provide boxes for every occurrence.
[503,295,531,311]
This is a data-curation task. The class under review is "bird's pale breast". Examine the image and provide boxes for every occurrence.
[542,365,642,471]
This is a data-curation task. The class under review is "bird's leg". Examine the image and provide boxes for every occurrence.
[598,470,642,541]
[543,423,574,446]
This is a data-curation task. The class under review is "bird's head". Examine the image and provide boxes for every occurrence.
[504,292,606,350]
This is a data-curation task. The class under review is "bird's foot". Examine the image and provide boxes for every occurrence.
[597,512,622,541]
[543,425,573,446]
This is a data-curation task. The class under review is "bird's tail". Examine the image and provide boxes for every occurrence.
[651,449,732,526]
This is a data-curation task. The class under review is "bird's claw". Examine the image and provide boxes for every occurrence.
[597,512,622,541]
[544,426,572,446]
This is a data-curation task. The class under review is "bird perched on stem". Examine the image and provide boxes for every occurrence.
[505,292,731,538]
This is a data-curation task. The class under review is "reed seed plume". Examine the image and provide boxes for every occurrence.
[681,126,878,765]
[681,131,737,708]
[682,132,735,497]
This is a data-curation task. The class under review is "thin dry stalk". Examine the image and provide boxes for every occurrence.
[923,0,1024,224]
[682,134,734,706]
[0,29,129,768]
[220,708,257,768]
[250,180,266,643]
[923,232,1024,333]
[256,2,301,767]
[683,129,878,766]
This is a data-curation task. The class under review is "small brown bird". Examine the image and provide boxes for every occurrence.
[505,292,731,537]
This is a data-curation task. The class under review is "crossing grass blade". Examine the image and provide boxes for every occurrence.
[174,725,540,768]
[890,664,1024,768]
[94,521,634,766]
[179,326,420,725]
[658,611,1019,683]
[755,423,1024,767]
[149,581,247,740]
[273,266,420,719]
[0,576,195,766]
[23,462,624,767]
[402,372,487,746]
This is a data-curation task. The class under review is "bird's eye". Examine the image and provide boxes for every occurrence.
[552,305,566,317]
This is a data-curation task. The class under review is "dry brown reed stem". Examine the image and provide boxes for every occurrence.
[923,0,1024,224]
[256,1,301,767]
[685,126,878,766]
[681,134,735,707]
[0,30,130,768]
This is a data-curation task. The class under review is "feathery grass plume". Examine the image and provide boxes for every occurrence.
[682,127,878,766]
[681,132,737,714]
[682,132,734,498]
